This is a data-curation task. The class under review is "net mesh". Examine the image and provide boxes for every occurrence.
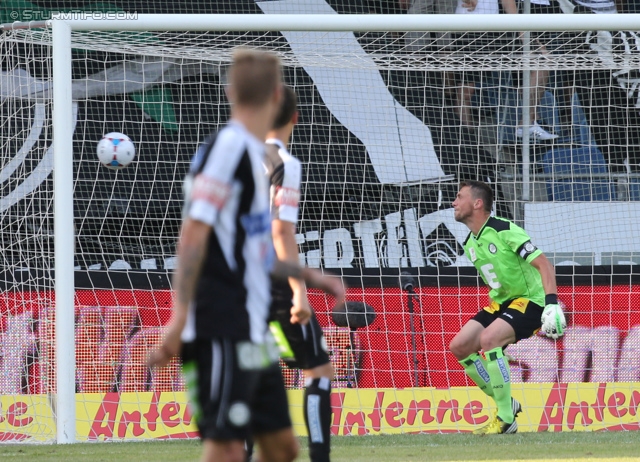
[10,27,640,71]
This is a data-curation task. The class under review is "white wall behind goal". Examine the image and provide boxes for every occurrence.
[524,203,640,266]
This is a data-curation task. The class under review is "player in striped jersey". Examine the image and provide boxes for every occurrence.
[449,180,566,435]
[149,49,344,462]
[264,86,334,462]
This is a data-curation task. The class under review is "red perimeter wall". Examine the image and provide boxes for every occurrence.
[0,285,638,392]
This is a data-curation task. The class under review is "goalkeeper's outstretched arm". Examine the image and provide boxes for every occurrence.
[530,253,557,298]
[531,253,566,339]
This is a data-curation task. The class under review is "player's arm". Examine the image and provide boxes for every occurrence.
[460,0,478,12]
[504,222,566,339]
[272,218,312,324]
[270,155,313,324]
[614,0,624,13]
[530,253,566,339]
[149,218,210,367]
[530,253,557,298]
[272,260,345,307]
[501,0,518,14]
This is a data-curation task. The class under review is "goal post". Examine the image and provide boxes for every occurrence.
[52,18,75,444]
[0,10,639,444]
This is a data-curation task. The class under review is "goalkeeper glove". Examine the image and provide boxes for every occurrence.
[540,294,567,339]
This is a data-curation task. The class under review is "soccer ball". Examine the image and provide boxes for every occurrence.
[97,132,135,170]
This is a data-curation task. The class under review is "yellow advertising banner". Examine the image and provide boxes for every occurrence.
[288,383,640,436]
[1,383,639,442]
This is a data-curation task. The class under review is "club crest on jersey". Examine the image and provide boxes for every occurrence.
[241,210,271,236]
[274,186,300,208]
[488,243,497,254]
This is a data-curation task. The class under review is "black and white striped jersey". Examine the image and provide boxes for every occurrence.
[181,121,274,344]
[264,138,302,225]
[263,138,302,303]
[571,0,617,13]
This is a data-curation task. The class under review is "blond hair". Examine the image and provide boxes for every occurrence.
[229,48,282,106]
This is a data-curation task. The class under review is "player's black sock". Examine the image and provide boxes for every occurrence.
[304,377,331,462]
[245,437,254,462]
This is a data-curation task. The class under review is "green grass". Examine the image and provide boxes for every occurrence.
[1,432,639,461]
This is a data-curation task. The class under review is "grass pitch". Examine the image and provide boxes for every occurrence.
[0,431,638,461]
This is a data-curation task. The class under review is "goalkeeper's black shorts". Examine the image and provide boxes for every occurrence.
[472,297,544,342]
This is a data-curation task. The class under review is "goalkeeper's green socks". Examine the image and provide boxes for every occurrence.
[484,347,514,424]
[459,352,494,398]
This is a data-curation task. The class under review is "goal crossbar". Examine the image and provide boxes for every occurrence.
[45,13,640,32]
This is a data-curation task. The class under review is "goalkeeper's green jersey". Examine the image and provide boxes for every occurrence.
[463,216,545,306]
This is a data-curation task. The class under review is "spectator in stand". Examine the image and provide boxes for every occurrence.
[400,0,458,53]
[452,0,518,126]
[567,0,619,13]
[554,0,640,171]
[513,0,562,141]
[363,0,406,13]
[453,0,559,141]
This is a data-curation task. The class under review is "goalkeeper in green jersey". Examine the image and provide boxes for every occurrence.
[449,180,566,435]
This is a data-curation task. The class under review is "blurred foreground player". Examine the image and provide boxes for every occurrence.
[148,48,344,462]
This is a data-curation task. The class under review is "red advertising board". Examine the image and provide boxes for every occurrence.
[0,285,638,393]
[310,285,640,388]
